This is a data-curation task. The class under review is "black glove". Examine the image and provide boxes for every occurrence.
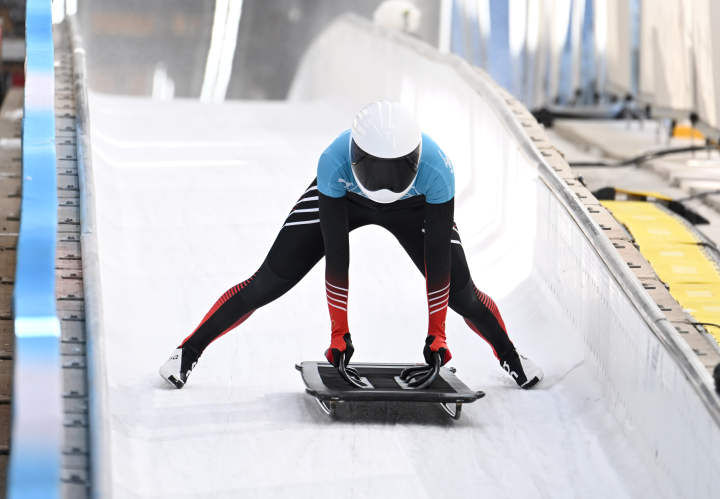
[423,334,452,365]
[400,335,451,389]
[324,333,368,389]
[325,332,354,366]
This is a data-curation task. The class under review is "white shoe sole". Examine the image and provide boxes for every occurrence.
[159,366,185,389]
[521,375,541,389]
[160,371,184,389]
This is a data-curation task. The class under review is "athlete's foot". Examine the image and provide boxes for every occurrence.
[159,346,200,389]
[499,350,543,389]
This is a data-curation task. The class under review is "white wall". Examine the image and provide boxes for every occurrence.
[692,0,720,131]
[601,0,632,96]
[639,0,695,113]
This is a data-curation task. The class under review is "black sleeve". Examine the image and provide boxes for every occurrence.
[319,193,350,335]
[424,198,454,336]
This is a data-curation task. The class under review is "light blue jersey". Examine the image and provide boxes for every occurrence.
[317,130,455,204]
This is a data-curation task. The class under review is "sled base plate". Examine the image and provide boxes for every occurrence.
[296,361,484,419]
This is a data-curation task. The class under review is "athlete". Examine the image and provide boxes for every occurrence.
[160,101,543,390]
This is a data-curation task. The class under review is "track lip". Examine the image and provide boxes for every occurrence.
[67,13,114,499]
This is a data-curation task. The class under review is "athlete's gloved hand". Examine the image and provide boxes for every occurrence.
[423,334,452,366]
[400,335,452,389]
[325,332,354,366]
[324,333,369,389]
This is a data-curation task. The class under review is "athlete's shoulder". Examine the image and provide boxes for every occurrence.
[420,134,454,177]
[317,130,351,198]
[322,129,352,160]
[418,133,455,203]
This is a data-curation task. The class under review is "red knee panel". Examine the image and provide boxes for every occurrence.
[464,317,499,358]
[181,274,257,346]
[473,286,508,333]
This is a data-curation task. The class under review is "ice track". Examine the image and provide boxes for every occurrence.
[88,96,655,498]
[79,15,718,499]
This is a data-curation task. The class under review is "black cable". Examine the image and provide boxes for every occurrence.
[691,322,720,331]
[696,241,720,258]
[569,145,717,168]
[531,101,628,126]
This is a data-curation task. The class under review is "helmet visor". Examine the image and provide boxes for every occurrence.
[350,139,420,194]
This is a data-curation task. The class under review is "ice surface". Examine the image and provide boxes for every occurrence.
[88,94,671,498]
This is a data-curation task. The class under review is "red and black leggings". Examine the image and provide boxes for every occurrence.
[180,179,515,360]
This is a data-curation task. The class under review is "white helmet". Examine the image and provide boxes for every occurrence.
[350,101,422,204]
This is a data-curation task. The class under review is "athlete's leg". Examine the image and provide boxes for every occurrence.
[444,241,515,359]
[382,213,514,358]
[160,180,329,388]
[178,261,302,356]
[160,181,324,388]
[180,180,326,356]
[161,181,374,388]
[383,213,542,387]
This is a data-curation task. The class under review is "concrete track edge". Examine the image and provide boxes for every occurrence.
[67,15,112,499]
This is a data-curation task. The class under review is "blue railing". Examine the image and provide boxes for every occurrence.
[8,0,62,497]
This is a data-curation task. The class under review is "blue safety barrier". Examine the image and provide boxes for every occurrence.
[8,0,62,497]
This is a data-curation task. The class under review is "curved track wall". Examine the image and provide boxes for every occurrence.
[290,15,720,498]
[68,15,112,498]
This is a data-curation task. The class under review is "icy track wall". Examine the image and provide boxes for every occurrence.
[290,15,720,497]
[67,15,111,499]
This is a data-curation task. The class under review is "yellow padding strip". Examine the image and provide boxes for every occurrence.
[603,201,720,343]
[672,124,704,140]
[613,188,673,202]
